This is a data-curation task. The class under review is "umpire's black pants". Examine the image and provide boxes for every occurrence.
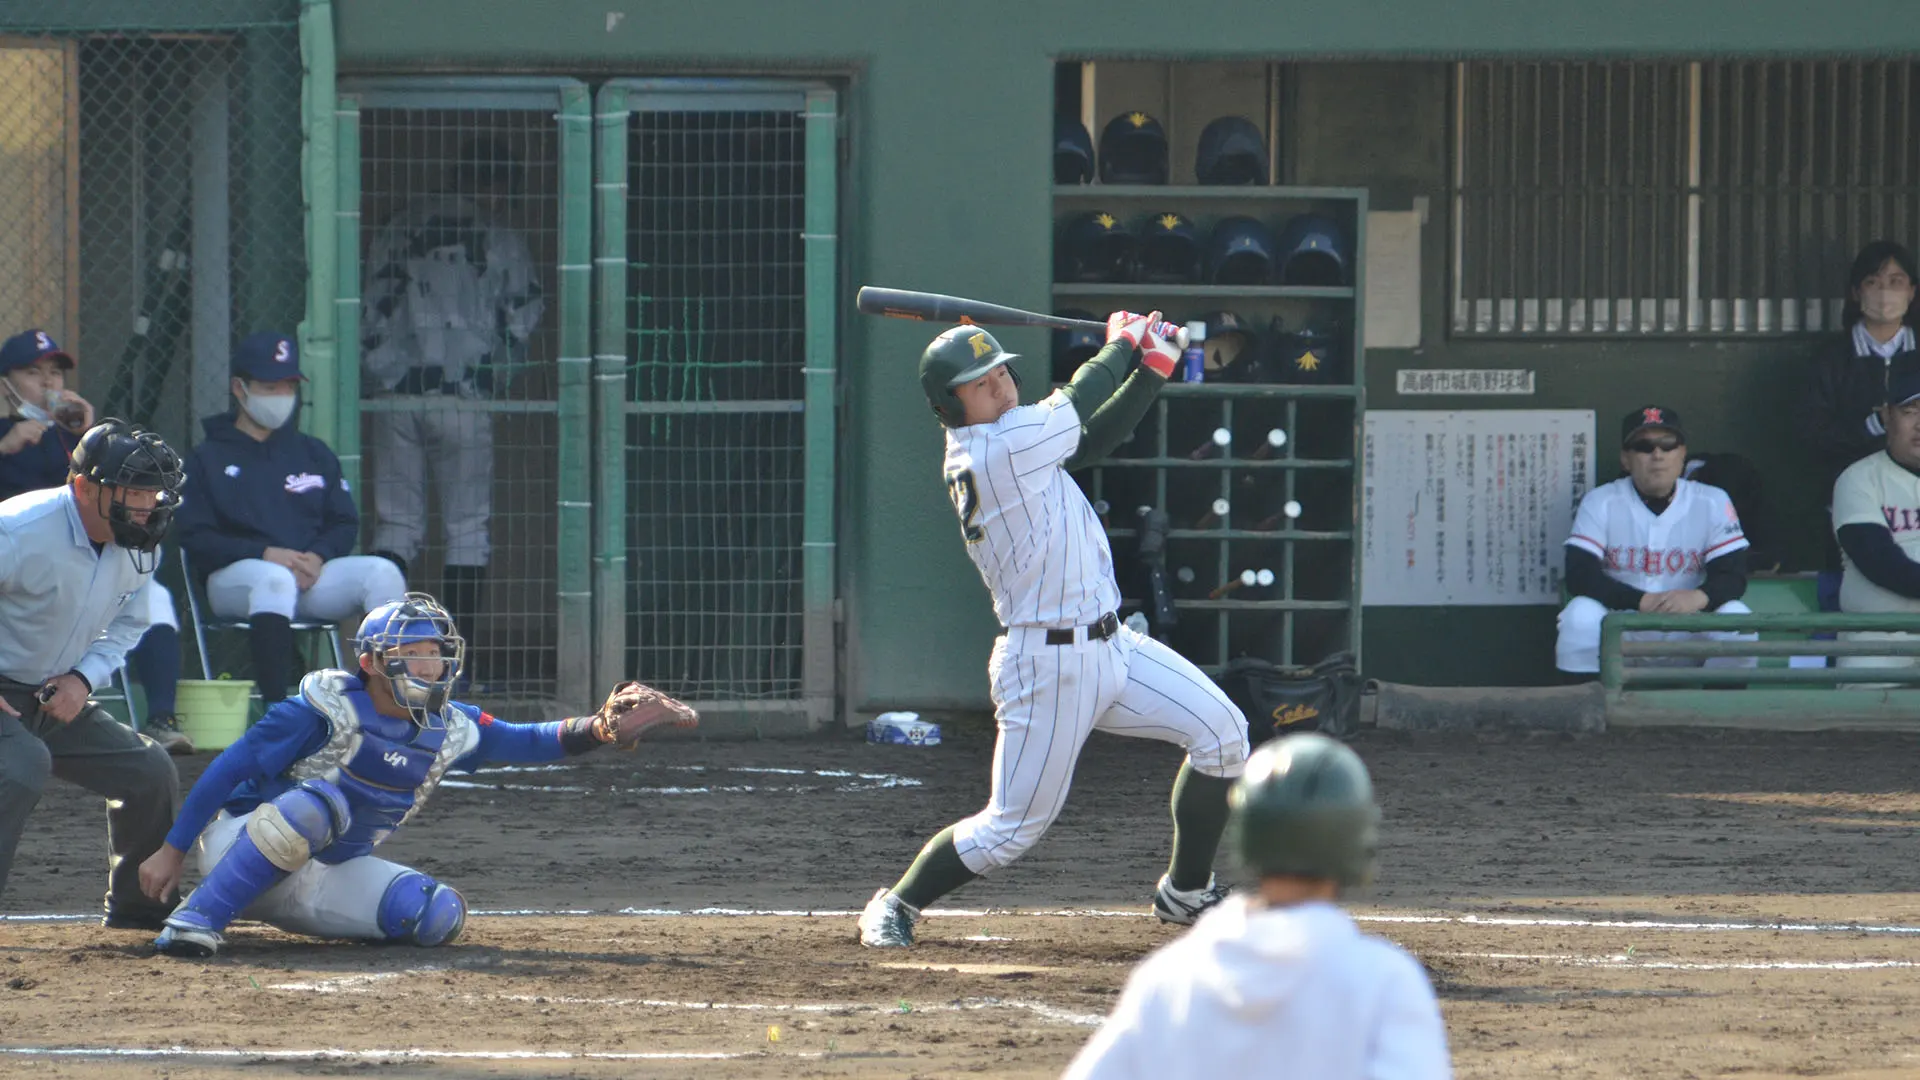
[0,680,179,921]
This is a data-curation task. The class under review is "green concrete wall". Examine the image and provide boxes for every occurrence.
[335,0,1920,705]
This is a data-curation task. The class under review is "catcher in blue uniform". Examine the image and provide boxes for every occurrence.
[137,592,697,957]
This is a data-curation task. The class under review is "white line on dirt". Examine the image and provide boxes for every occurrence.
[0,1047,818,1062]
[264,971,1106,1027]
[1442,951,1920,971]
[1358,913,1920,935]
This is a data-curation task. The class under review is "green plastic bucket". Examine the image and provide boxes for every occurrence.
[173,679,254,751]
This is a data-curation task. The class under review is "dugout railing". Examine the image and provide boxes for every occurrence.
[1600,612,1920,730]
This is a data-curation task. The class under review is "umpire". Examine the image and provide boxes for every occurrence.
[0,420,184,928]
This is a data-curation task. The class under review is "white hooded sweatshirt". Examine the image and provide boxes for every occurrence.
[1063,896,1451,1080]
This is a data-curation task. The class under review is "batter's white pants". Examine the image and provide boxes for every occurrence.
[952,623,1250,875]
[368,400,493,567]
[195,809,411,940]
[207,556,407,623]
[1555,596,1758,673]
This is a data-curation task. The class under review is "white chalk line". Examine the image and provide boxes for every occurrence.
[1443,950,1920,972]
[0,1046,816,1063]
[451,763,923,796]
[16,906,1920,937]
[264,971,1109,1028]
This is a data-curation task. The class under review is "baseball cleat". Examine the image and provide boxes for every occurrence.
[1152,873,1230,926]
[857,888,919,948]
[154,913,224,958]
[141,713,195,756]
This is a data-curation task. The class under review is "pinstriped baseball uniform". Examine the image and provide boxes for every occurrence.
[941,390,1249,874]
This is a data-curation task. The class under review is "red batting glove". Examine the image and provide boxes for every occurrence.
[1106,310,1152,348]
[1139,327,1181,379]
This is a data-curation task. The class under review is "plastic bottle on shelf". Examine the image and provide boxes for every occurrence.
[1181,321,1207,383]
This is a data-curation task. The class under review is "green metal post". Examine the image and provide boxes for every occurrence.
[591,85,631,695]
[1598,614,1623,692]
[801,87,840,729]
[556,85,594,706]
[298,0,338,447]
[333,95,361,508]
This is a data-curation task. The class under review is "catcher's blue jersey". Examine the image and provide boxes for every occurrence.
[166,668,571,856]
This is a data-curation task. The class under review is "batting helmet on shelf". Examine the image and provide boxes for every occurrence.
[1057,211,1136,283]
[1196,116,1269,185]
[1228,733,1381,887]
[1274,212,1349,287]
[1136,211,1201,284]
[1099,111,1169,185]
[1055,114,1095,185]
[1194,310,1260,381]
[1267,315,1346,385]
[1052,309,1104,385]
[1205,216,1279,285]
[920,326,1021,427]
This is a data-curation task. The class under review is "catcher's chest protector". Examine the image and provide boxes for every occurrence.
[286,669,481,862]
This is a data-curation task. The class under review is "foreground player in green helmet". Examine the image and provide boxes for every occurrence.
[1064,733,1452,1080]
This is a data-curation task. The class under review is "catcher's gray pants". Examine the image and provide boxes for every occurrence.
[192,809,413,940]
[369,397,493,568]
[0,682,179,920]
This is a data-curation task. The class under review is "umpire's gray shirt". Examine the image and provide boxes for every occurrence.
[0,486,153,689]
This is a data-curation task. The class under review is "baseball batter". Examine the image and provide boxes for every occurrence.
[1556,406,1757,674]
[139,593,697,957]
[1063,734,1452,1080]
[858,313,1250,948]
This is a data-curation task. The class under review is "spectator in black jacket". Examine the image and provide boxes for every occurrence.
[0,329,191,754]
[1800,240,1919,609]
[176,333,406,703]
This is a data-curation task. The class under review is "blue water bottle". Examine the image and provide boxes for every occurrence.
[1181,321,1207,383]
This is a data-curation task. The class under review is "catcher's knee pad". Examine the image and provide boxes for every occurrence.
[246,778,351,871]
[378,871,467,946]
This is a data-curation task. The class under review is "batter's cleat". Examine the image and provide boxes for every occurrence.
[154,911,224,959]
[141,713,195,756]
[857,888,919,948]
[1152,873,1230,926]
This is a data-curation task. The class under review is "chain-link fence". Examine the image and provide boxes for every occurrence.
[0,3,304,446]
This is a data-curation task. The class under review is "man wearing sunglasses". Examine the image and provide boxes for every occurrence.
[1555,406,1758,676]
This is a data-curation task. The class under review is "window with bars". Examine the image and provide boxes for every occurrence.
[1453,60,1920,336]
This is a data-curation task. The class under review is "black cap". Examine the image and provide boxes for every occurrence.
[1888,356,1920,408]
[1621,405,1687,446]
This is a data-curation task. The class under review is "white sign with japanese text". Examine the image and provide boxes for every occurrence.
[1362,410,1596,606]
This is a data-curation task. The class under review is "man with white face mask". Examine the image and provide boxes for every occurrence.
[176,333,407,704]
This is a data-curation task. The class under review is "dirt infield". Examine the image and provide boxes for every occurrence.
[7,723,1920,1077]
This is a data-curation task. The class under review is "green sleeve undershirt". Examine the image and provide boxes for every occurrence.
[1058,340,1169,471]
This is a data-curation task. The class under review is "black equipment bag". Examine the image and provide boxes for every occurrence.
[1214,652,1362,742]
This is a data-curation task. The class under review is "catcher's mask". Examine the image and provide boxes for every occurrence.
[68,419,185,574]
[356,593,466,728]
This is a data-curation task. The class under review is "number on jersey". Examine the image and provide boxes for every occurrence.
[945,469,983,543]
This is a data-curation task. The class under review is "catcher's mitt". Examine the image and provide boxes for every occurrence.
[591,680,700,746]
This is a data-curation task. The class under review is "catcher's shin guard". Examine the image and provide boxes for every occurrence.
[378,871,467,946]
[159,781,348,951]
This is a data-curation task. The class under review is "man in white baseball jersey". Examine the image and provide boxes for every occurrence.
[1832,357,1920,678]
[1556,406,1757,674]
[1063,733,1451,1080]
[858,313,1250,948]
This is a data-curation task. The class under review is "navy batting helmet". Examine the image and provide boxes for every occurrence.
[1196,116,1269,185]
[1195,310,1260,381]
[1136,211,1201,284]
[1052,309,1103,385]
[1099,111,1169,185]
[1206,216,1278,285]
[1057,211,1135,283]
[1275,213,1349,287]
[1055,114,1095,186]
[1268,316,1346,385]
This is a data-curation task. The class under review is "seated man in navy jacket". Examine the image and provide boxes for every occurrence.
[177,333,406,704]
[0,329,191,754]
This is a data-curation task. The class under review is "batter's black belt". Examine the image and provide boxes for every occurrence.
[1002,611,1119,647]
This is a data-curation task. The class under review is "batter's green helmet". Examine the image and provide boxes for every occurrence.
[920,326,1020,426]
[1228,733,1380,887]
